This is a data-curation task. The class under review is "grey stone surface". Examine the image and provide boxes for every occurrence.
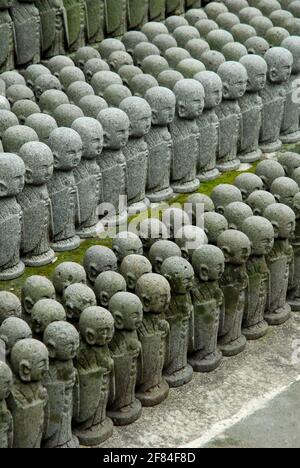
[10,0,40,66]
[157,70,184,91]
[138,217,169,251]
[162,207,191,240]
[211,184,243,214]
[122,31,148,55]
[112,231,143,264]
[25,114,57,144]
[0,317,32,357]
[83,246,118,286]
[31,298,66,339]
[234,172,264,200]
[164,47,191,69]
[21,275,56,325]
[52,261,87,299]
[278,151,300,177]
[62,283,96,324]
[59,66,85,92]
[247,190,276,216]
[224,202,253,230]
[39,89,69,116]
[120,254,152,292]
[84,59,109,84]
[130,74,159,98]
[12,100,41,125]
[0,361,13,448]
[133,42,160,68]
[175,225,208,261]
[203,212,229,245]
[244,36,269,56]
[0,292,21,325]
[255,159,285,190]
[94,271,127,308]
[149,240,182,274]
[34,74,61,101]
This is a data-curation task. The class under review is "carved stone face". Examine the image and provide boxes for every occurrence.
[13,340,49,382]
[0,362,12,401]
[20,142,54,186]
[240,56,267,92]
[48,128,82,171]
[193,246,225,281]
[72,117,104,160]
[0,292,22,325]
[161,257,194,294]
[265,48,293,84]
[22,276,56,315]
[92,321,114,346]
[109,292,143,331]
[63,284,96,321]
[136,274,171,314]
[52,262,87,296]
[120,97,152,138]
[174,79,205,120]
[98,109,130,150]
[44,322,79,361]
[282,37,300,75]
[242,217,275,256]
[223,71,248,99]
[264,204,296,240]
[0,154,25,198]
[218,230,251,266]
[195,71,223,109]
[0,317,32,356]
[83,246,118,285]
[145,87,176,126]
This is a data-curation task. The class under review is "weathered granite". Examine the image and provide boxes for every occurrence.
[235,172,264,201]
[62,283,96,324]
[130,74,159,98]
[224,201,253,230]
[0,292,21,325]
[31,299,66,339]
[10,0,40,66]
[94,271,126,307]
[83,246,118,286]
[112,232,143,264]
[255,159,285,190]
[138,217,169,251]
[149,240,182,274]
[247,190,276,216]
[0,317,32,358]
[52,261,86,299]
[21,275,56,325]
[175,225,208,261]
[120,254,152,292]
[0,0,14,74]
[211,183,243,215]
[25,114,57,144]
[162,207,191,240]
[12,100,41,125]
[203,212,229,245]
[0,361,12,448]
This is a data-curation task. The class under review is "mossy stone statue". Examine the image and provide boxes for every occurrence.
[153,34,177,55]
[185,39,210,62]
[259,0,282,15]
[194,19,219,39]
[211,183,243,215]
[142,21,168,41]
[120,254,152,292]
[135,274,170,406]
[74,47,100,70]
[0,317,32,358]
[250,16,274,37]
[0,361,12,448]
[62,283,96,324]
[224,202,253,231]
[59,66,85,92]
[186,193,215,224]
[224,0,249,14]
[103,84,132,108]
[207,29,234,53]
[12,100,40,126]
[162,207,191,240]
[216,12,240,31]
[24,64,50,91]
[173,25,200,49]
[118,65,143,87]
[10,0,40,66]
[222,42,247,61]
[247,190,276,216]
[83,59,109,84]
[108,292,143,424]
[0,292,21,326]
[244,36,269,57]
[74,306,115,445]
[35,0,66,57]
[62,0,85,54]
[47,56,75,78]
[94,271,127,308]
[90,71,122,98]
[21,275,56,325]
[185,8,207,26]
[270,176,299,208]
[205,1,228,20]
[31,299,66,339]
[278,152,300,177]
[52,261,87,299]
[34,74,62,102]
[203,212,229,245]
[234,172,264,201]
[133,42,160,68]
[148,2,166,22]
[270,9,292,27]
[166,0,184,16]
[99,38,125,61]
[0,0,14,74]
[83,246,118,286]
[238,6,263,23]
[149,240,182,274]
[175,225,208,261]
[255,159,285,190]
[288,192,300,310]
[164,47,191,70]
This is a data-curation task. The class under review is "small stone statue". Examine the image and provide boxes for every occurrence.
[175,225,208,261]
[162,208,190,242]
[222,43,247,62]
[194,71,222,181]
[189,245,225,372]
[62,283,96,325]
[83,246,118,287]
[31,299,66,339]
[244,36,269,57]
[203,212,229,245]
[157,70,184,91]
[247,190,276,216]
[118,65,143,87]
[238,55,267,162]
[94,271,127,308]
[0,153,25,280]
[264,203,295,325]
[35,0,66,58]
[138,217,169,252]
[255,159,285,190]
[119,96,152,214]
[0,317,32,358]
[224,202,253,230]
[12,100,41,125]
[6,84,35,106]
[47,127,82,251]
[0,0,14,74]
[112,231,143,264]
[21,275,56,325]
[62,0,85,54]
[260,47,293,153]
[148,3,166,22]
[122,31,148,55]
[108,292,143,424]
[0,361,13,448]
[10,0,40,66]
[120,254,152,292]
[8,338,49,448]
[52,104,84,128]
[211,183,243,215]
[18,142,55,266]
[43,321,79,448]
[39,89,69,116]
[71,117,103,238]
[173,25,200,48]
[234,172,264,201]
[99,38,125,61]
[74,47,100,70]
[161,257,194,386]
[195,19,219,39]
[25,114,57,144]
[79,95,108,119]
[52,262,86,300]
[164,46,190,70]
[169,79,203,193]
[127,0,148,30]
[34,74,61,102]
[278,152,300,177]
[270,176,299,208]
[47,55,75,77]
[0,110,18,151]
[216,61,248,172]
[0,292,21,324]
[73,306,114,445]
[102,84,132,108]
[149,240,182,274]
[217,230,251,356]
[201,50,226,73]
[130,74,158,98]
[105,0,127,38]
[153,33,177,55]
[241,216,274,340]
[186,193,215,224]
[176,58,205,79]
[135,273,170,406]
[288,192,300,310]
[144,86,175,202]
[97,108,129,225]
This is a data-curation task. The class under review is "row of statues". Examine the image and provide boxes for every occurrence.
[1,3,300,277]
[1,153,300,447]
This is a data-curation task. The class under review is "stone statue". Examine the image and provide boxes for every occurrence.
[119,96,152,214]
[260,47,293,153]
[118,65,143,88]
[0,110,18,152]
[216,61,248,172]
[211,183,243,215]
[175,225,208,261]
[79,95,108,119]
[132,42,160,68]
[166,0,184,16]
[99,38,125,61]
[141,56,169,80]
[0,292,21,325]
[122,31,148,55]
[189,245,224,372]
[6,84,35,106]
[35,0,66,58]
[207,29,234,53]
[244,36,269,57]
[138,217,169,252]
[74,306,114,445]
[203,212,229,245]
[270,176,299,208]
[148,2,166,22]
[108,292,143,423]
[0,70,25,88]
[0,317,32,358]
[34,74,61,102]
[52,104,84,128]
[67,82,95,106]
[135,273,170,406]
[173,25,200,48]
[130,74,159,98]
[62,0,85,54]
[247,190,276,216]
[205,1,228,19]
[224,202,253,231]
[52,261,87,300]
[176,58,205,80]
[97,108,129,225]
[2,125,38,154]
[186,193,215,224]
[12,100,41,125]
[31,299,66,339]
[280,37,300,143]
[149,240,182,274]
[216,12,240,32]
[112,231,143,264]
[105,0,127,38]
[120,254,152,292]
[74,46,100,70]
[10,0,40,66]
[94,271,127,308]
[18,142,55,266]
[169,79,203,193]
[8,339,49,448]
[47,55,75,77]
[62,283,96,325]
[217,230,251,356]
[144,87,175,202]
[162,207,191,241]
[241,216,274,340]
[264,203,295,325]
[25,114,57,144]
[278,152,300,177]
[39,89,69,116]
[43,321,79,448]
[0,0,14,74]
[0,153,25,280]
[71,117,103,238]
[0,361,13,448]
[185,38,210,61]
[108,51,133,73]
[288,192,300,310]
[83,246,118,287]
[238,55,267,163]
[164,46,190,70]
[83,59,109,84]
[194,19,219,39]
[85,0,105,45]
[201,50,226,73]
[255,159,285,190]
[153,33,177,55]
[194,71,222,181]
[234,172,264,201]
[59,66,85,92]
[231,23,257,44]
[21,275,56,325]
[185,7,207,26]
[157,70,184,91]
[161,257,194,386]
[47,127,82,251]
